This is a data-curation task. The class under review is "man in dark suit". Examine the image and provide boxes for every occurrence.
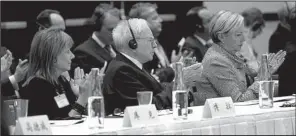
[182,6,213,62]
[278,2,296,96]
[269,2,295,74]
[103,18,173,115]
[72,4,120,73]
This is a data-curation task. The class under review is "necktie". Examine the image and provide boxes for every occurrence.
[105,45,116,58]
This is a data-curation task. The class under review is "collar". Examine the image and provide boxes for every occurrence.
[194,34,207,46]
[92,32,106,48]
[212,43,246,69]
[121,52,143,70]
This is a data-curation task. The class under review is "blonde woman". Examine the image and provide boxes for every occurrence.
[194,10,286,105]
[22,28,98,119]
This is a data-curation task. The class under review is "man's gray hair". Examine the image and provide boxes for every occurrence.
[209,10,244,43]
[112,18,150,51]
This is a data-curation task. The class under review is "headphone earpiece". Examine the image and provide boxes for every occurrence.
[127,20,138,50]
[129,39,138,49]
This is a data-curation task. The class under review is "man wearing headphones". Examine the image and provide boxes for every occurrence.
[72,3,120,73]
[182,6,213,62]
[103,19,173,115]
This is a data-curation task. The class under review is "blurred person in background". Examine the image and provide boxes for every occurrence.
[129,2,191,74]
[1,48,28,99]
[72,3,120,73]
[240,7,265,78]
[36,9,66,31]
[269,2,295,54]
[193,10,286,106]
[182,6,213,62]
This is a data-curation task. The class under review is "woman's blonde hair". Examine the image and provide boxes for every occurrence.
[209,10,244,43]
[24,28,73,86]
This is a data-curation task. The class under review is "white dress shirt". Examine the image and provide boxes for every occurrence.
[121,52,143,70]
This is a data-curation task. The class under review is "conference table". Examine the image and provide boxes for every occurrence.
[50,96,296,135]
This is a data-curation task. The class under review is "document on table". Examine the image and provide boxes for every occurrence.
[50,119,85,126]
[234,95,295,106]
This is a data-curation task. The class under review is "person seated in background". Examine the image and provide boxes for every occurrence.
[269,2,295,55]
[1,48,28,99]
[240,7,265,78]
[72,3,120,74]
[129,3,191,73]
[36,9,66,31]
[278,2,296,96]
[21,28,96,120]
[193,10,286,106]
[182,6,213,62]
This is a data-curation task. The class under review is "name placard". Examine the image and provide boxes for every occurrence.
[123,104,160,127]
[203,97,236,118]
[14,115,52,135]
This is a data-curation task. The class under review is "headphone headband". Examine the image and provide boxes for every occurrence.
[126,20,138,49]
[127,20,136,41]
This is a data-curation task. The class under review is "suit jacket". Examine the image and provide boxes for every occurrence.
[193,43,259,106]
[269,24,293,54]
[72,37,113,74]
[278,51,296,96]
[103,53,172,115]
[183,36,209,62]
[1,78,16,97]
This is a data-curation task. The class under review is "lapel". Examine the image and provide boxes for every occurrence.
[88,38,112,61]
[116,53,161,87]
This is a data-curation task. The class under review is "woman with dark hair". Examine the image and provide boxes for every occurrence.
[22,28,97,120]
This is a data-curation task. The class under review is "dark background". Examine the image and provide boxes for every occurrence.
[1,1,203,60]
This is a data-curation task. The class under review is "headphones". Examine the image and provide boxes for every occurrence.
[127,20,138,49]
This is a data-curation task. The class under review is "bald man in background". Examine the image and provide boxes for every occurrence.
[36,9,66,31]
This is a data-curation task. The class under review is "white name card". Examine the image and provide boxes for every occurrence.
[14,115,52,135]
[123,104,160,127]
[203,97,236,118]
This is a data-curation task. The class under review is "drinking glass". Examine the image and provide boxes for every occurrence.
[137,91,153,105]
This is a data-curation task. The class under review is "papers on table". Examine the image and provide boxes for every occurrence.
[50,119,85,126]
[234,95,295,106]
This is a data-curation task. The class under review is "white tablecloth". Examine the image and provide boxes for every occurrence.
[51,96,296,135]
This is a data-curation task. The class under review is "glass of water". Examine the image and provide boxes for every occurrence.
[258,80,275,109]
[137,91,153,105]
[87,96,104,129]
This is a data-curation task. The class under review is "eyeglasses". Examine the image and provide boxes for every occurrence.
[136,37,157,48]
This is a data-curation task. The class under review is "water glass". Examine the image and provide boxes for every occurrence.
[172,90,188,120]
[87,96,104,129]
[258,81,275,109]
[2,99,28,135]
[137,91,153,105]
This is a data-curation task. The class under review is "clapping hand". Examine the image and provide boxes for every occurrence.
[1,50,13,72]
[267,50,286,74]
[151,69,160,82]
[14,59,29,83]
[171,47,194,63]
